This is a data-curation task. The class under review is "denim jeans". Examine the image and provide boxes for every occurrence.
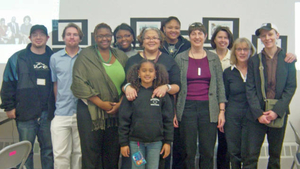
[16,111,53,169]
[130,141,162,169]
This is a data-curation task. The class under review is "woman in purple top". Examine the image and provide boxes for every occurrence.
[175,22,226,169]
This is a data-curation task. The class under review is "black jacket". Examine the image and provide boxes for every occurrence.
[0,43,55,121]
[119,86,173,146]
[246,49,297,122]
[160,35,191,58]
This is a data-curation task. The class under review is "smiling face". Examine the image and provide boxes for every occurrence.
[29,29,49,49]
[214,30,229,50]
[116,29,133,51]
[189,30,207,48]
[95,28,112,50]
[63,27,81,48]
[235,42,251,64]
[259,29,279,50]
[142,30,161,53]
[163,19,180,43]
[138,61,156,88]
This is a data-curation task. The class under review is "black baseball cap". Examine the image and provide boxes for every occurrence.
[255,23,278,36]
[30,25,48,36]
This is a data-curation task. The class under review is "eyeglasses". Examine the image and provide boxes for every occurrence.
[236,48,250,52]
[31,33,47,38]
[116,34,131,40]
[189,22,204,27]
[66,33,79,37]
[143,37,160,41]
[95,34,112,39]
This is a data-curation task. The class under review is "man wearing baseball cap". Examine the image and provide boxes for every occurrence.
[1,24,55,169]
[245,23,297,168]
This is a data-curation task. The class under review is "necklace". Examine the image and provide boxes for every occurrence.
[190,49,205,59]
[143,50,160,63]
[97,48,112,64]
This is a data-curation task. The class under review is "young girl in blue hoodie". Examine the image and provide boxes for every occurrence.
[119,59,173,169]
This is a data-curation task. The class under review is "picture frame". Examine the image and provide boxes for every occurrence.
[180,30,189,40]
[130,18,167,37]
[52,19,88,45]
[202,17,239,43]
[251,35,287,53]
[52,48,64,53]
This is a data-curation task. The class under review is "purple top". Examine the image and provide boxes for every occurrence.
[186,57,211,100]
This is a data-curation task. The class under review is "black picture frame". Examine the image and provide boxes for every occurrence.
[52,19,88,45]
[130,18,167,36]
[180,30,189,40]
[251,35,287,53]
[52,48,64,53]
[202,17,239,43]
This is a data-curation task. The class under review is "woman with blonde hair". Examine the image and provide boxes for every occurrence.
[223,38,256,169]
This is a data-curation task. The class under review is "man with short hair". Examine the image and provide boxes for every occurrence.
[49,23,83,169]
[1,24,55,169]
[245,23,297,168]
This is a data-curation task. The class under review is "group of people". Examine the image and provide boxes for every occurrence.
[0,16,32,44]
[0,15,297,169]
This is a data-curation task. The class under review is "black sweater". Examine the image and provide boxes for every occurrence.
[160,35,191,58]
[124,52,181,88]
[118,86,173,147]
[223,67,249,114]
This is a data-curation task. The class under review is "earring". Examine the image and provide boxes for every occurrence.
[138,76,140,78]
[154,76,156,79]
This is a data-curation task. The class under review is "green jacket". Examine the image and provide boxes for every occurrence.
[175,48,227,122]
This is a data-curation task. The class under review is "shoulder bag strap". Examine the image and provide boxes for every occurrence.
[258,53,267,101]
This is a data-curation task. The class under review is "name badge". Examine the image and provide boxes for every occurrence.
[37,78,46,86]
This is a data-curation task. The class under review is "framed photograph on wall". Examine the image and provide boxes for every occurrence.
[52,19,88,45]
[130,18,167,36]
[202,17,239,43]
[251,35,287,53]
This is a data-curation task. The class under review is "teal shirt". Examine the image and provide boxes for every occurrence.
[103,59,125,96]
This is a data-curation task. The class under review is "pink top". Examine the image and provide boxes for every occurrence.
[186,57,211,100]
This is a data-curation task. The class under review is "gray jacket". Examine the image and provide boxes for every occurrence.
[175,49,227,122]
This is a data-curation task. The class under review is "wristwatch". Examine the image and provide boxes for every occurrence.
[166,84,172,92]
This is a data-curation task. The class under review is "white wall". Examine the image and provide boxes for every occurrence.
[0,0,299,145]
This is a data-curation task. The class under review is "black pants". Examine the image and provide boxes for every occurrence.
[180,100,217,169]
[224,109,248,169]
[159,126,183,169]
[243,117,288,169]
[217,130,230,169]
[77,100,120,169]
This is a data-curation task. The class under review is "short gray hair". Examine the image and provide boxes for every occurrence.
[137,27,165,48]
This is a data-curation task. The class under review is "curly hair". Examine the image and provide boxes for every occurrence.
[127,59,169,92]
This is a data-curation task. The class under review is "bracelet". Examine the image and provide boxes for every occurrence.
[123,83,131,92]
[220,109,225,112]
[166,84,171,92]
